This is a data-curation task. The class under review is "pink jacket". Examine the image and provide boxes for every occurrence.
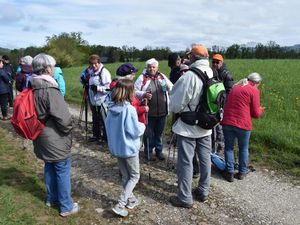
[221,81,264,130]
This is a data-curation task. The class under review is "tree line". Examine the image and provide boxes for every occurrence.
[1,32,300,68]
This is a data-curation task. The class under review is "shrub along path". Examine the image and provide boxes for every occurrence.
[1,105,299,225]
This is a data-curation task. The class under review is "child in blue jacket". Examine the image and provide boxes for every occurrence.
[105,79,145,217]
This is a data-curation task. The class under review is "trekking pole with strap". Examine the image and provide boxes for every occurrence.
[143,97,152,180]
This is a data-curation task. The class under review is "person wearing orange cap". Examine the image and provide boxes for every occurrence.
[212,54,233,93]
[169,44,213,208]
[211,53,234,154]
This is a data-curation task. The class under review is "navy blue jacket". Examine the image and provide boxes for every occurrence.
[0,69,10,94]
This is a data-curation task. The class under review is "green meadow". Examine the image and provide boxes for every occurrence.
[63,59,300,175]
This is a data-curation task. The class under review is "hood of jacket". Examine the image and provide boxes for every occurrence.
[30,74,59,90]
[107,100,131,115]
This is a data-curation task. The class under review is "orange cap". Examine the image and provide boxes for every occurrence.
[187,44,209,58]
[212,54,224,62]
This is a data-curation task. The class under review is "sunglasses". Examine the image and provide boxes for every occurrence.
[212,60,220,64]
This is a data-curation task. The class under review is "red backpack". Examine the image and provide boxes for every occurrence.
[10,88,45,140]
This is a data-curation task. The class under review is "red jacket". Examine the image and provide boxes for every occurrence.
[132,96,148,125]
[221,81,264,130]
[110,80,147,125]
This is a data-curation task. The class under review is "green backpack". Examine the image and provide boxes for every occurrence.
[180,67,226,129]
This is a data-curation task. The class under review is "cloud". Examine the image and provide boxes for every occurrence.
[0,0,299,50]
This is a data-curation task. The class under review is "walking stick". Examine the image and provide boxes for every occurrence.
[84,89,88,141]
[143,97,151,180]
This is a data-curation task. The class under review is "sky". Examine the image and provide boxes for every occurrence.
[0,0,299,51]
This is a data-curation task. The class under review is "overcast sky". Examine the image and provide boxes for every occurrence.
[0,0,299,51]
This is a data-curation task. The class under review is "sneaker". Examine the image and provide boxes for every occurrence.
[222,171,234,182]
[112,204,128,217]
[169,196,193,209]
[156,153,165,161]
[45,201,59,207]
[126,197,140,209]
[192,189,208,203]
[234,172,247,180]
[60,202,80,217]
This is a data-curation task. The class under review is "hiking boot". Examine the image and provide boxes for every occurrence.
[192,189,208,203]
[169,196,193,209]
[222,171,234,182]
[193,172,200,179]
[156,153,165,161]
[88,136,98,142]
[112,204,128,217]
[144,154,156,161]
[60,202,80,217]
[126,197,140,209]
[234,172,247,180]
[98,138,106,145]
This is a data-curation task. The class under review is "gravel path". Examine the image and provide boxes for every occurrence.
[68,104,300,225]
[3,104,299,224]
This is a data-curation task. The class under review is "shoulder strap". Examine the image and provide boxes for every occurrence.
[188,67,208,87]
[188,67,209,112]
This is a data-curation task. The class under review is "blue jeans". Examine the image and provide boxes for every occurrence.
[223,125,251,174]
[44,158,74,213]
[143,115,167,156]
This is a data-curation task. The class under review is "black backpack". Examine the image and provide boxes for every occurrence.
[180,67,226,129]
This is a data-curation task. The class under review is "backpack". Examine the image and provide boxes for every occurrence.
[180,67,226,129]
[15,72,31,92]
[10,88,45,140]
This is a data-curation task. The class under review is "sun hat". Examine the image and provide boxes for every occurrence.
[116,63,138,77]
[186,44,209,58]
[212,54,224,62]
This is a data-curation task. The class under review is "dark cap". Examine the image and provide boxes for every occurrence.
[116,63,138,76]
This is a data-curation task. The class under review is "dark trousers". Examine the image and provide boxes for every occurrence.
[90,105,107,140]
[0,93,9,117]
[8,84,13,106]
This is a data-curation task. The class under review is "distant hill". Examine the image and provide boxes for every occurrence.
[0,47,11,56]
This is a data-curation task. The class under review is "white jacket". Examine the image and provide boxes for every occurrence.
[88,65,111,106]
[169,59,213,138]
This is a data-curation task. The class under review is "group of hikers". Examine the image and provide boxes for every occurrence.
[0,43,264,217]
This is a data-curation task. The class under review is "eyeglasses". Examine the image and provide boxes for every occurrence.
[212,60,220,64]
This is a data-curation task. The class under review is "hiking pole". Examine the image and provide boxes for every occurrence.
[143,97,151,180]
[84,89,88,141]
[78,89,85,127]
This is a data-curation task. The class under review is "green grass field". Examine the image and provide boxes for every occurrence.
[63,59,300,175]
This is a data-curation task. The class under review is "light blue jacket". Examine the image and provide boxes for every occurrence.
[105,101,145,158]
[54,67,66,97]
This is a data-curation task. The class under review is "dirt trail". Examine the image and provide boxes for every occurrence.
[2,104,299,225]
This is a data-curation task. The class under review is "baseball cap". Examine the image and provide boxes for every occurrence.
[212,54,224,62]
[186,44,209,58]
[116,63,138,76]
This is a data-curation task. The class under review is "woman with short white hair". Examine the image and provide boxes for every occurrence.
[30,53,79,217]
[135,58,173,161]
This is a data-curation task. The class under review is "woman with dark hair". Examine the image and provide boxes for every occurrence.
[168,52,181,84]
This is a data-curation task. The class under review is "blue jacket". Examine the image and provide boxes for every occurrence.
[54,67,66,97]
[105,101,145,158]
[0,69,10,95]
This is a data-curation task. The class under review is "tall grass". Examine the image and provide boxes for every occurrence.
[63,59,300,175]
